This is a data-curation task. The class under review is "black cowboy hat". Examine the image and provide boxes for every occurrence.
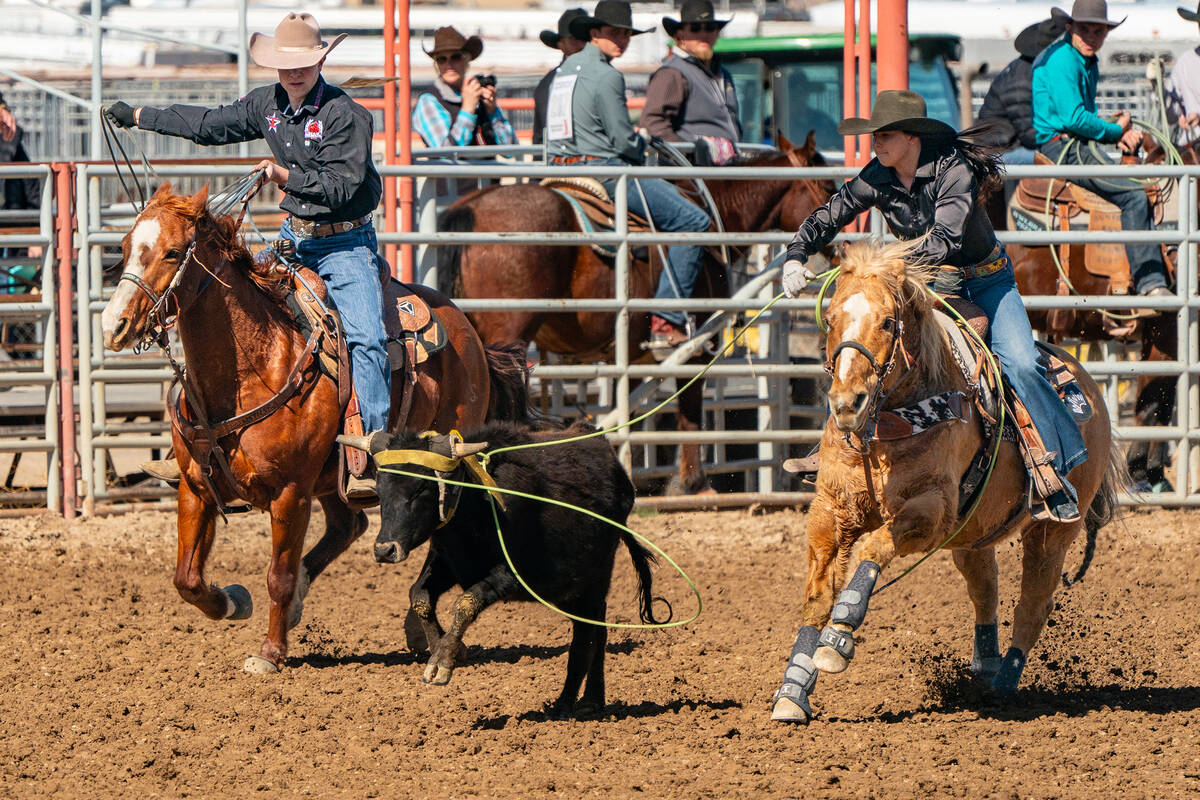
[540,8,588,48]
[1049,0,1126,29]
[423,26,483,61]
[568,0,654,41]
[662,0,731,38]
[837,90,957,138]
[1014,16,1066,58]
[1180,3,1200,23]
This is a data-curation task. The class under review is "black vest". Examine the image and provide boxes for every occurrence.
[433,83,496,146]
[658,54,741,141]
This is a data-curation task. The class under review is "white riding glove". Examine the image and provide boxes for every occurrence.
[782,258,818,298]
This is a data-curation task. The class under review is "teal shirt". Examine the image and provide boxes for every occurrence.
[1031,36,1123,145]
[547,43,644,164]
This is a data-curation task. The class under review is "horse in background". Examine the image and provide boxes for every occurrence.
[100,183,528,673]
[436,134,835,494]
[770,238,1123,724]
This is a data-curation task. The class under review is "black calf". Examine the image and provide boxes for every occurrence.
[371,421,665,717]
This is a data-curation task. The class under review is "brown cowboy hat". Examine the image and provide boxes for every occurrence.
[1014,16,1066,58]
[837,90,957,138]
[1180,3,1200,23]
[541,8,588,48]
[423,26,483,61]
[248,13,346,70]
[569,0,654,41]
[1049,0,1126,28]
[662,0,732,38]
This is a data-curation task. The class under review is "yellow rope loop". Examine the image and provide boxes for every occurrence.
[372,446,507,510]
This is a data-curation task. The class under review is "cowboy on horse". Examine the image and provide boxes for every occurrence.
[782,90,1088,523]
[104,11,390,501]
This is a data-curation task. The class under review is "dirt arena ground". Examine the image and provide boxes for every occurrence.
[1,503,1198,798]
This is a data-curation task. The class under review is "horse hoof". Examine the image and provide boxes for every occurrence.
[223,585,253,620]
[991,647,1027,694]
[243,655,279,674]
[812,645,850,674]
[771,696,811,724]
[573,700,602,720]
[423,663,453,685]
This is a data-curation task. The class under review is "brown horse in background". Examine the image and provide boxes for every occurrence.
[770,238,1123,724]
[436,135,834,493]
[100,183,527,673]
[991,143,1179,491]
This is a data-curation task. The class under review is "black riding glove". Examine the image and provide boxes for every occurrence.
[105,102,136,129]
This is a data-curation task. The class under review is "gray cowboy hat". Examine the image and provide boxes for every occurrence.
[248,13,346,70]
[569,0,655,41]
[1014,16,1066,58]
[1049,0,1126,28]
[541,8,588,48]
[662,0,732,38]
[836,90,957,138]
[1180,3,1200,23]
[423,26,483,61]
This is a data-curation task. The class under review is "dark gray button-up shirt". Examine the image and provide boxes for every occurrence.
[138,78,381,223]
[787,144,999,293]
[547,43,644,164]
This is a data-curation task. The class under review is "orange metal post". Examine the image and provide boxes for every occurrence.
[53,163,77,518]
[843,0,856,167]
[384,0,398,271]
[877,0,909,92]
[857,0,872,168]
[396,0,414,282]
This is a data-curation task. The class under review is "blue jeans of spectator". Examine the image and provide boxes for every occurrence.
[597,162,711,327]
[1039,137,1169,294]
[281,219,392,432]
[963,261,1088,491]
[1001,146,1037,166]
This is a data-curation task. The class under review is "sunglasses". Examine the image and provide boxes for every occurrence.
[683,22,722,33]
[434,51,469,65]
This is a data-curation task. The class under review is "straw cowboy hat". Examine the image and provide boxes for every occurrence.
[1049,0,1126,28]
[1180,3,1200,23]
[837,90,957,138]
[423,26,484,61]
[540,8,588,48]
[248,13,346,70]
[662,0,732,38]
[1014,16,1066,58]
[568,0,655,41]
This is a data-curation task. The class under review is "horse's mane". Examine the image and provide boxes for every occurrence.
[149,191,291,304]
[837,237,951,388]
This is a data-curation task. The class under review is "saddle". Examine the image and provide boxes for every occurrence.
[263,248,449,505]
[1010,152,1159,338]
[540,177,653,260]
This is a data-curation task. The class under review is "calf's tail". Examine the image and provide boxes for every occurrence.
[621,532,673,625]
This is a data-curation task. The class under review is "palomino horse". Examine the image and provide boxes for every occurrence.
[100,183,527,673]
[436,135,834,493]
[771,238,1123,724]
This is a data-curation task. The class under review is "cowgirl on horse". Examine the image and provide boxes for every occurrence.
[782,90,1087,523]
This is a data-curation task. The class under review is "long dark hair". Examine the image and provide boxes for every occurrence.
[922,123,1006,200]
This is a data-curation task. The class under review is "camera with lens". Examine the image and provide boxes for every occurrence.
[476,74,497,88]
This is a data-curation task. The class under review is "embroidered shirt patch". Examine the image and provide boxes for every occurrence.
[266,113,281,132]
[304,119,323,141]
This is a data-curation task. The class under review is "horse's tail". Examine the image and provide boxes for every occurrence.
[621,530,672,626]
[1066,440,1131,586]
[484,342,534,423]
[437,204,475,298]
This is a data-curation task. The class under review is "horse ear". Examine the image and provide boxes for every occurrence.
[189,184,210,216]
[802,130,817,156]
[777,132,794,151]
[151,182,172,201]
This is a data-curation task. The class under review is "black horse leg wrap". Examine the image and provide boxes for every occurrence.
[830,560,881,630]
[974,623,1000,661]
[782,625,820,693]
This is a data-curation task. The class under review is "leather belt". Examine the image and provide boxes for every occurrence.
[549,155,609,165]
[290,213,372,239]
[962,247,1010,281]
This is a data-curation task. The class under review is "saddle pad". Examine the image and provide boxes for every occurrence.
[875,390,972,440]
[544,181,653,260]
[383,279,447,366]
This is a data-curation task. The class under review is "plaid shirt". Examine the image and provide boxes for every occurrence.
[412,80,515,148]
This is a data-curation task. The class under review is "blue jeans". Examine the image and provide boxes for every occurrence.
[962,260,1088,484]
[1039,137,1169,294]
[596,162,710,327]
[1000,146,1038,166]
[281,219,392,432]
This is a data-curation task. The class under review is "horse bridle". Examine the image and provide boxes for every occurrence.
[119,239,201,353]
[823,296,916,453]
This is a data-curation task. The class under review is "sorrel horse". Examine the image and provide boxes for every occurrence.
[994,136,1185,489]
[100,183,526,673]
[770,238,1124,724]
[436,135,834,493]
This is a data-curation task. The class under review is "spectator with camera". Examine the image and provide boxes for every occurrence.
[413,26,516,148]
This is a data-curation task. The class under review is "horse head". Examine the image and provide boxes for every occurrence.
[822,238,940,434]
[777,132,837,232]
[101,182,211,351]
